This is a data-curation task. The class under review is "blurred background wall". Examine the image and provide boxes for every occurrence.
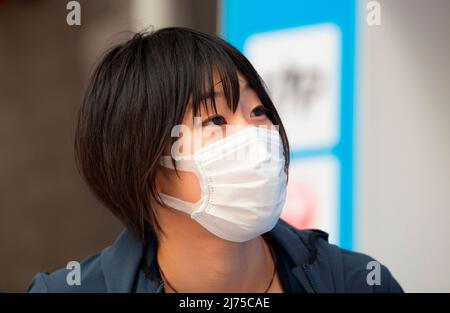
[0,0,217,293]
[359,0,450,292]
[0,0,448,292]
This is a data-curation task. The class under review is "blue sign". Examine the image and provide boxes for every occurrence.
[221,0,358,249]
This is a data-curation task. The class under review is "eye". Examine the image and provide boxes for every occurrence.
[250,105,270,118]
[203,115,227,127]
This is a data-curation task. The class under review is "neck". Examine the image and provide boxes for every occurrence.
[155,206,274,292]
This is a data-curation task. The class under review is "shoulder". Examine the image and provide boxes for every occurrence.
[336,246,403,292]
[28,252,106,293]
[28,229,145,293]
[271,220,403,292]
[301,229,404,293]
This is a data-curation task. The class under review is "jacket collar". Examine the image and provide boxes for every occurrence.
[100,229,144,292]
[267,220,331,292]
[100,220,329,293]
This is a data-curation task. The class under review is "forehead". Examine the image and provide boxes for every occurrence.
[210,69,247,89]
[185,64,252,120]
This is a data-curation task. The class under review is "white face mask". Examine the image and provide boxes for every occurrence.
[158,126,287,242]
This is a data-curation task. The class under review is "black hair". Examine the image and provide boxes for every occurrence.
[74,27,290,242]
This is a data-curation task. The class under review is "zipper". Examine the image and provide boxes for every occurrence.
[302,264,318,293]
[155,280,164,293]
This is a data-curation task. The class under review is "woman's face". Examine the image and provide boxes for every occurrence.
[156,72,274,204]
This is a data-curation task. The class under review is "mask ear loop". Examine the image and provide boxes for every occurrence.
[158,155,207,218]
[159,155,197,172]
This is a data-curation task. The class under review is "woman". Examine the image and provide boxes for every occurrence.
[28,27,402,293]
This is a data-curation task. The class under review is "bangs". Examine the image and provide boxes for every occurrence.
[188,42,241,120]
[161,27,245,121]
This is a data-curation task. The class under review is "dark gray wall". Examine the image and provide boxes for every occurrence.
[0,0,217,292]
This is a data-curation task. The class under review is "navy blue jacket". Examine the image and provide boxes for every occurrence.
[28,220,403,293]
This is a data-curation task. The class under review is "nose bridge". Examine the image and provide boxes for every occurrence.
[230,111,251,126]
[224,114,248,138]
[228,103,256,127]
